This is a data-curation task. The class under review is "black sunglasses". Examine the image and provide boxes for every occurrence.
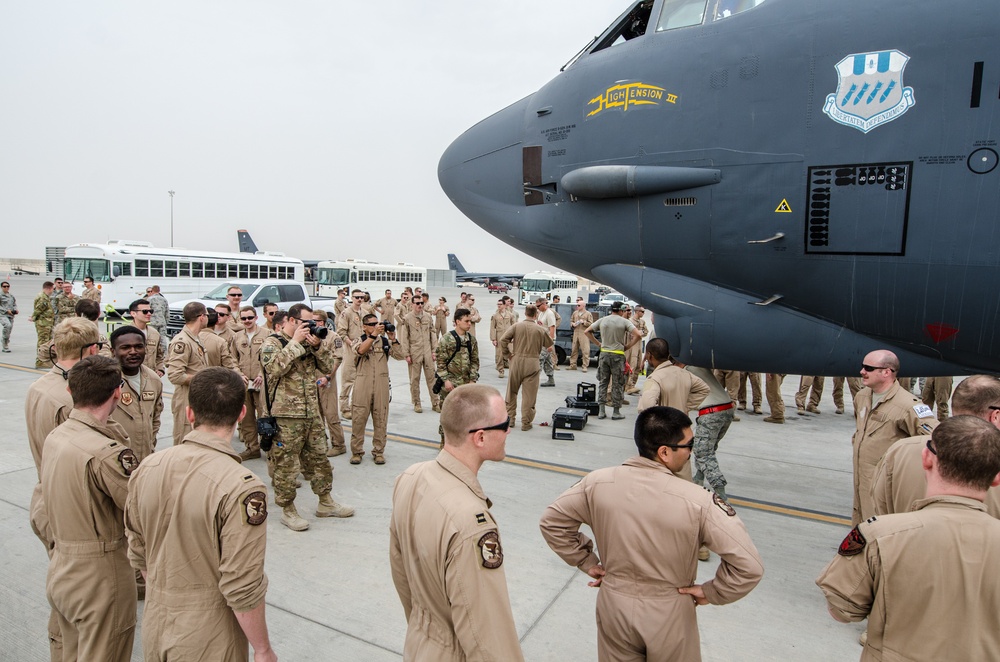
[861,364,894,373]
[240,316,256,321]
[926,438,937,455]
[469,417,511,434]
[666,441,695,450]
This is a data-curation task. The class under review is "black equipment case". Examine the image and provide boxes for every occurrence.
[552,407,589,431]
[565,396,600,416]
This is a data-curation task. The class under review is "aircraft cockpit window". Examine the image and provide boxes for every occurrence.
[591,1,654,53]
[711,0,766,21]
[656,0,708,32]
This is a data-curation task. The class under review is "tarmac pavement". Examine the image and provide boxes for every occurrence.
[0,276,871,660]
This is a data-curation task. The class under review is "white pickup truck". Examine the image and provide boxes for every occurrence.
[166,281,336,336]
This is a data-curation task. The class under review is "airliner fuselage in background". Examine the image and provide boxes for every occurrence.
[438,0,1000,376]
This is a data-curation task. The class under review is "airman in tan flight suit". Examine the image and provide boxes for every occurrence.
[167,302,209,445]
[399,296,440,413]
[499,305,553,431]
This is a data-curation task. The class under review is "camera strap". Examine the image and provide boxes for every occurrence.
[442,330,465,371]
[260,334,288,414]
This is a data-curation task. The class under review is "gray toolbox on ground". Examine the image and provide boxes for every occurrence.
[552,407,589,431]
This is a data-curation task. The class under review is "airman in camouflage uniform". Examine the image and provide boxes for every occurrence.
[54,282,77,325]
[30,282,55,367]
[0,281,18,353]
[436,309,479,443]
[147,286,169,350]
[262,303,354,531]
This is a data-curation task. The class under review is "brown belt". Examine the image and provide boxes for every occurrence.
[699,402,734,416]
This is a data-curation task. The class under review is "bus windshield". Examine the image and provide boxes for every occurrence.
[318,268,351,286]
[203,283,256,300]
[64,258,111,282]
[522,278,554,291]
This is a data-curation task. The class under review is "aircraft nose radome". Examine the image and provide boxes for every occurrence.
[438,96,532,214]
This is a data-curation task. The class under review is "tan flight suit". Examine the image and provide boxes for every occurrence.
[109,365,163,460]
[795,375,825,412]
[921,376,954,419]
[764,373,786,420]
[336,306,365,415]
[399,310,440,410]
[540,456,764,662]
[466,304,481,338]
[24,366,74,658]
[499,319,552,428]
[375,296,398,325]
[713,369,740,404]
[81,286,101,303]
[226,314,242,334]
[489,307,515,376]
[350,333,405,458]
[142,325,166,374]
[817,496,1000,661]
[42,410,136,662]
[390,451,525,662]
[637,361,710,414]
[232,327,268,455]
[334,297,348,318]
[851,381,938,524]
[125,429,269,662]
[201,329,239,370]
[872,435,1000,518]
[569,308,594,370]
[167,329,208,445]
[737,372,762,410]
[625,317,648,391]
[397,299,413,319]
[433,303,449,336]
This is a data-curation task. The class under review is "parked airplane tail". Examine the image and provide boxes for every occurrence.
[447,253,467,274]
[238,230,260,254]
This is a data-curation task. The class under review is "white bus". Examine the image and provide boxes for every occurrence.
[519,271,580,306]
[63,241,305,313]
[316,259,427,298]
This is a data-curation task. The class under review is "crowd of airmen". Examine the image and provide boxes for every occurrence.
[12,273,1000,661]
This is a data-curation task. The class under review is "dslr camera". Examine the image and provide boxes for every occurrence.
[303,319,329,339]
[381,321,395,334]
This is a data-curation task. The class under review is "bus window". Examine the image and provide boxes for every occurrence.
[166,261,178,278]
[135,260,150,277]
[150,260,164,278]
[179,262,190,277]
[239,264,249,278]
[656,0,708,31]
[592,1,654,53]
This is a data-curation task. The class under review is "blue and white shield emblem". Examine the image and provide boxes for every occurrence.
[823,50,915,133]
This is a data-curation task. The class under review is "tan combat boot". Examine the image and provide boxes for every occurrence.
[281,504,309,531]
[316,494,355,518]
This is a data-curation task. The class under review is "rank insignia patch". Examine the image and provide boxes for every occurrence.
[243,491,268,526]
[476,513,487,524]
[478,531,503,569]
[120,391,133,406]
[118,448,139,476]
[713,492,736,517]
[838,526,867,556]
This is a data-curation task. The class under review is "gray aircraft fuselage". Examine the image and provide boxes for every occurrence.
[438,0,1000,376]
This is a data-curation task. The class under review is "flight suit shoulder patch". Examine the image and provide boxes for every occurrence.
[713,492,736,516]
[120,391,134,406]
[913,404,934,418]
[118,448,139,476]
[478,530,503,569]
[243,490,268,526]
[173,343,185,353]
[838,526,867,556]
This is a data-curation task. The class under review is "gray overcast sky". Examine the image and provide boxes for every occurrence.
[1,1,625,273]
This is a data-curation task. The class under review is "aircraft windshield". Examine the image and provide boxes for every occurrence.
[655,0,766,32]
[592,1,654,53]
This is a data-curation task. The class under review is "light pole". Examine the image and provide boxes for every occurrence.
[168,190,175,247]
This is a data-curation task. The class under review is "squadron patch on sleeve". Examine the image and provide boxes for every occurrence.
[838,526,867,556]
[173,343,185,354]
[243,491,268,526]
[120,391,133,406]
[478,531,504,569]
[713,492,736,517]
[118,448,139,476]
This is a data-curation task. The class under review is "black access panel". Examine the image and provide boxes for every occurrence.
[805,162,912,255]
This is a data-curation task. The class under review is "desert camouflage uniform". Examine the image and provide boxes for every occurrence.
[435,329,480,441]
[0,290,17,351]
[32,291,54,367]
[147,293,169,351]
[261,330,336,507]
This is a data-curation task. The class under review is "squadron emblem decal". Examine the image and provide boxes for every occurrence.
[243,491,268,526]
[120,391,133,406]
[118,448,139,476]
[587,81,678,117]
[478,531,504,569]
[823,50,915,133]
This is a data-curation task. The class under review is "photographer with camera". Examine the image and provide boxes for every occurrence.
[349,313,404,465]
[261,303,354,532]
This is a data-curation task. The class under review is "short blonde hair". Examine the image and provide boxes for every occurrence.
[53,318,99,361]
[441,384,503,445]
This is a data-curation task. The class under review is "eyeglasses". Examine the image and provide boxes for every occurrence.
[219,312,231,317]
[0,285,8,288]
[990,406,1000,412]
[135,309,152,314]
[861,364,894,373]
[926,438,937,455]
[265,311,276,316]
[228,293,242,298]
[240,316,256,321]
[353,295,364,300]
[120,378,126,388]
[81,341,106,353]
[469,416,511,434]
[666,441,695,450]
[413,302,424,306]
